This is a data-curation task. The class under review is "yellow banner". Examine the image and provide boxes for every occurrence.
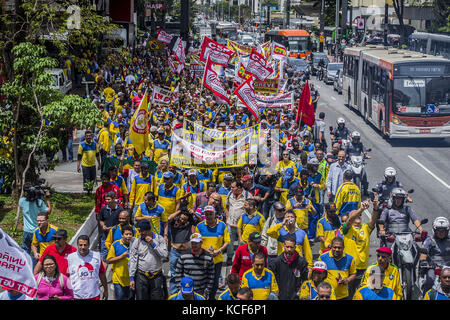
[227,40,252,56]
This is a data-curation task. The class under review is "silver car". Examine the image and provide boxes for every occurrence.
[324,62,343,85]
[333,68,343,94]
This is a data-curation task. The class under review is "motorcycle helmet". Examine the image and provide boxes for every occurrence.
[351,131,361,139]
[390,187,407,207]
[337,118,346,126]
[384,167,397,182]
[432,216,449,238]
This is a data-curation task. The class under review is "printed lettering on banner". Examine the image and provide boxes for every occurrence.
[245,49,274,82]
[152,85,176,105]
[157,28,173,44]
[202,57,231,104]
[234,78,259,120]
[200,36,234,66]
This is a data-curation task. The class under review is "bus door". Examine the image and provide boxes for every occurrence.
[368,65,374,119]
[354,57,359,108]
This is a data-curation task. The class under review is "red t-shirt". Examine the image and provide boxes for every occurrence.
[39,243,77,276]
[95,184,123,214]
[231,244,268,280]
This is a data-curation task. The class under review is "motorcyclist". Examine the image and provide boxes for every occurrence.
[344,131,370,195]
[330,118,351,145]
[375,167,412,206]
[378,187,425,248]
[419,216,450,295]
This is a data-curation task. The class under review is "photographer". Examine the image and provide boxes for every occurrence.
[20,181,51,264]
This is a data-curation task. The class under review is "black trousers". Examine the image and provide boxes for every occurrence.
[208,262,223,300]
[135,271,165,300]
[81,165,96,189]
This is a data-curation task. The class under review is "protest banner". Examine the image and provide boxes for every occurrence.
[199,36,234,66]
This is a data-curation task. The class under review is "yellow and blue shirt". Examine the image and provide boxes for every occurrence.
[98,128,112,153]
[276,177,300,205]
[241,268,279,300]
[197,170,213,184]
[77,140,99,167]
[218,288,237,300]
[168,291,206,300]
[424,289,450,300]
[105,224,139,250]
[266,223,313,267]
[110,175,128,196]
[195,219,230,264]
[106,239,131,287]
[237,211,266,243]
[157,183,182,217]
[217,183,231,209]
[360,263,402,299]
[151,139,170,163]
[32,224,58,255]
[181,181,206,210]
[299,280,337,300]
[334,182,361,216]
[344,223,374,270]
[319,250,356,300]
[129,173,155,206]
[353,285,398,300]
[285,197,313,230]
[135,202,167,234]
[316,216,341,253]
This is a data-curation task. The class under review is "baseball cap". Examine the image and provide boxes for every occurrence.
[190,233,203,243]
[150,126,158,132]
[204,205,216,213]
[140,162,149,169]
[52,229,68,239]
[295,188,304,196]
[248,232,262,243]
[324,203,336,211]
[188,169,197,176]
[163,171,175,179]
[180,277,194,294]
[224,173,234,180]
[241,174,253,182]
[284,168,294,179]
[157,128,165,133]
[312,261,328,272]
[376,246,393,255]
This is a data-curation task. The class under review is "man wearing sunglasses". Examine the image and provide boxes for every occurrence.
[33,229,76,277]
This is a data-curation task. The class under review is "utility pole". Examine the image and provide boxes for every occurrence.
[341,0,347,41]
[285,0,290,29]
[384,3,389,46]
[319,0,325,52]
[335,0,340,60]
[181,0,190,42]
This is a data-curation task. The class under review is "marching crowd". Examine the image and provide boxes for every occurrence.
[8,35,450,302]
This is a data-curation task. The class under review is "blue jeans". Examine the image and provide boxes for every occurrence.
[67,139,74,161]
[113,283,130,300]
[22,231,37,268]
[100,238,108,262]
[169,248,189,295]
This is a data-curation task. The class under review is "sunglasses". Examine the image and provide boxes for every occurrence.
[319,294,331,299]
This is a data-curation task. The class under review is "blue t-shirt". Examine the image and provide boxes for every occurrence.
[19,198,49,233]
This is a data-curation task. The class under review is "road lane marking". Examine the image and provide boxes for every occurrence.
[331,96,336,101]
[408,155,450,189]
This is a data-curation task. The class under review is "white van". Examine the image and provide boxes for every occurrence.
[45,68,72,95]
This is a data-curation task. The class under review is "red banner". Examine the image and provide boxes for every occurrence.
[202,57,231,105]
[234,78,259,120]
[296,80,315,127]
[157,29,173,44]
[245,48,274,82]
[200,36,234,67]
[173,37,186,65]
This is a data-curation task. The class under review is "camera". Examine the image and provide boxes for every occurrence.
[24,178,49,202]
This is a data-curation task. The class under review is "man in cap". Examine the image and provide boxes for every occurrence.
[353,265,399,300]
[151,128,170,163]
[128,161,155,221]
[129,220,169,300]
[241,175,270,212]
[33,229,76,277]
[156,170,183,220]
[262,201,286,265]
[316,202,341,253]
[275,167,300,205]
[181,169,206,211]
[237,199,266,245]
[334,170,361,217]
[231,232,268,280]
[217,172,233,209]
[300,261,337,300]
[286,187,316,234]
[168,276,206,300]
[135,191,167,239]
[174,233,215,297]
[269,235,309,300]
[360,246,402,299]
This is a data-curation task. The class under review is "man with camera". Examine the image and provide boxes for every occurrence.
[20,181,51,264]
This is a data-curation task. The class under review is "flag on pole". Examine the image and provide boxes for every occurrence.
[202,56,231,104]
[234,77,259,121]
[129,90,149,154]
[295,80,315,127]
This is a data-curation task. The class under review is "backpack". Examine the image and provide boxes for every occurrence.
[36,272,65,292]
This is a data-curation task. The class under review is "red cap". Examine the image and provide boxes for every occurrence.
[376,246,393,255]
[241,175,253,182]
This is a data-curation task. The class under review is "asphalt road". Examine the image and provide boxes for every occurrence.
[312,76,450,298]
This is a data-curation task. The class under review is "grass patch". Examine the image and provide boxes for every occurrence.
[0,192,94,245]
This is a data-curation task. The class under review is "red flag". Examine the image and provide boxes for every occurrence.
[234,77,259,121]
[199,36,234,66]
[296,80,315,127]
[157,29,173,44]
[202,57,231,105]
[245,48,274,82]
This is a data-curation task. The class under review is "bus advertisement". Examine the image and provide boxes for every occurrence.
[343,46,450,139]
[264,29,312,58]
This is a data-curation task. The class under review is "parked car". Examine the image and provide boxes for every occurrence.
[323,62,342,85]
[333,68,343,94]
[286,58,310,78]
[310,52,329,75]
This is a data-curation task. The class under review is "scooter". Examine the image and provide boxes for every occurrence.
[378,218,428,300]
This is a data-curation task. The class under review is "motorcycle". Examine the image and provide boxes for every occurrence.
[374,188,415,210]
[329,126,351,150]
[378,218,428,300]
[347,148,371,194]
[416,245,450,299]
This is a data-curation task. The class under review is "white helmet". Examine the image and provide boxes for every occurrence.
[337,118,346,125]
[433,216,450,234]
[384,167,397,179]
[351,131,361,139]
[391,187,407,200]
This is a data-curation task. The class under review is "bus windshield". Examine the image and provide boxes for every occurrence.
[393,77,450,116]
[287,37,308,52]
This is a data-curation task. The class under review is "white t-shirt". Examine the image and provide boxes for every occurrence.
[67,251,102,299]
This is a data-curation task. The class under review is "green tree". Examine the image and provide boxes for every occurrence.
[0,42,101,205]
